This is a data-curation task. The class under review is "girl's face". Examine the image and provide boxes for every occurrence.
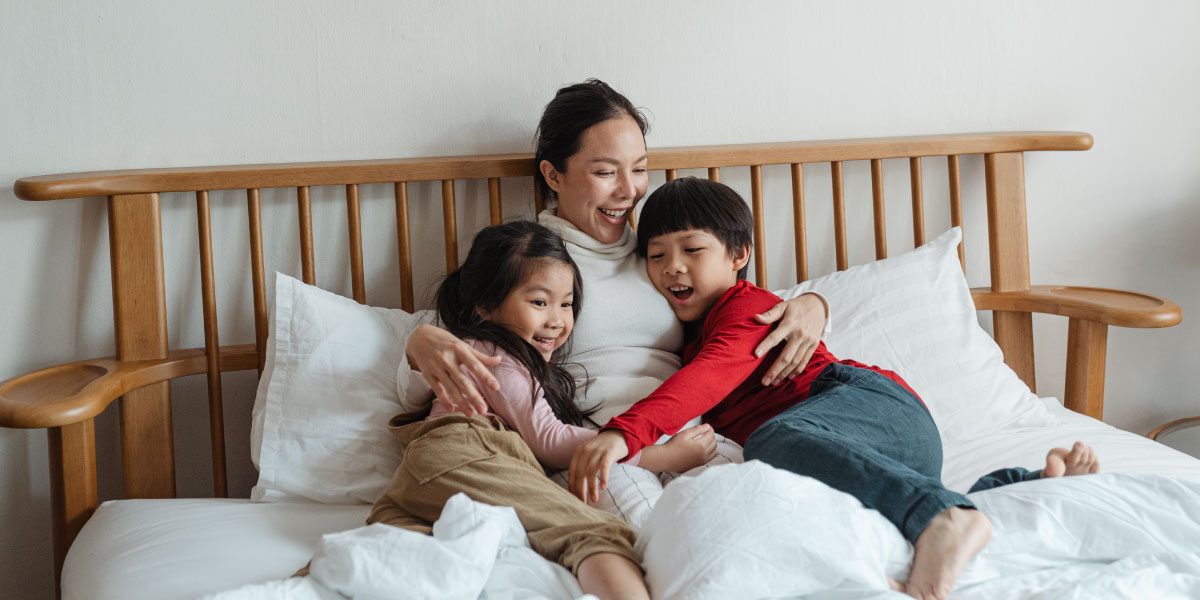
[482,261,576,361]
[541,116,648,244]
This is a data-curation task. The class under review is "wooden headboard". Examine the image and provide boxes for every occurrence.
[0,131,1182,587]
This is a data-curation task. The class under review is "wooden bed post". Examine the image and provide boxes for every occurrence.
[47,420,97,598]
[1064,318,1108,420]
[984,152,1037,393]
[107,193,176,498]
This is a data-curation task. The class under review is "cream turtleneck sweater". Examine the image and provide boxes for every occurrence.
[538,210,685,427]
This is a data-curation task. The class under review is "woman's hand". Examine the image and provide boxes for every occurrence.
[406,324,502,416]
[753,292,828,386]
[568,430,629,503]
[651,423,717,473]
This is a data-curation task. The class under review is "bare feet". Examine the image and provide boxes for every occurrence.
[903,507,992,600]
[1042,441,1101,478]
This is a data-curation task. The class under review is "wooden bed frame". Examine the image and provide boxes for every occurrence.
[0,131,1183,596]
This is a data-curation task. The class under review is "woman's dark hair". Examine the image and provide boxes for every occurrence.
[435,220,591,425]
[533,79,649,209]
[636,177,754,281]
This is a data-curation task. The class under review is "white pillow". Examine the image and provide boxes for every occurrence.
[774,227,1057,444]
[250,272,433,504]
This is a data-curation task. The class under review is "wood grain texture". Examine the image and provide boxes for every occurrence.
[870,159,887,260]
[48,420,97,597]
[1064,318,1108,420]
[195,191,227,497]
[107,194,175,499]
[984,152,1036,391]
[347,184,366,304]
[395,182,414,313]
[442,180,458,270]
[831,161,847,271]
[947,155,965,270]
[247,189,268,374]
[15,133,1093,201]
[750,165,767,289]
[970,285,1182,328]
[488,177,502,225]
[909,157,925,247]
[1,346,259,428]
[790,163,807,282]
[297,186,315,285]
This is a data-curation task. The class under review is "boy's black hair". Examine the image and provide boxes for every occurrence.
[636,176,753,280]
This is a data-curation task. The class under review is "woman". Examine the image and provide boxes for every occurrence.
[405,81,827,528]
[405,79,829,430]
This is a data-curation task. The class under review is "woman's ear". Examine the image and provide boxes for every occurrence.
[539,159,563,193]
[732,244,752,271]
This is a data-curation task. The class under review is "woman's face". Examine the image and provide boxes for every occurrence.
[542,116,648,244]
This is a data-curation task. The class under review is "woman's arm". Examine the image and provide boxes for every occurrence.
[753,291,830,386]
[406,324,502,416]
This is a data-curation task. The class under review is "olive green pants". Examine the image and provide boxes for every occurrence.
[369,413,640,574]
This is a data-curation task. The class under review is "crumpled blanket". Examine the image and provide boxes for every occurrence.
[202,492,594,600]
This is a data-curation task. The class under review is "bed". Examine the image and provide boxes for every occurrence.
[3,131,1198,599]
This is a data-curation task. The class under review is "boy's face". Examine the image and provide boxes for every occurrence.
[645,229,750,322]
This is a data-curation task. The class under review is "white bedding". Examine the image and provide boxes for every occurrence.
[63,401,1200,600]
[639,462,1200,599]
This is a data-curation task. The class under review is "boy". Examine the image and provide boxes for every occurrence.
[567,177,1099,600]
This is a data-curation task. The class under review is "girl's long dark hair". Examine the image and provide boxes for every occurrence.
[533,78,649,210]
[435,221,591,426]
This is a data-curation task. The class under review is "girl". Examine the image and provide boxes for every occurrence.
[368,221,716,600]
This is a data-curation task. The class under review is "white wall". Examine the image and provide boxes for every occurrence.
[3,1,1199,598]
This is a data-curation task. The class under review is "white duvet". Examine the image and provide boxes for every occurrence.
[207,461,1200,600]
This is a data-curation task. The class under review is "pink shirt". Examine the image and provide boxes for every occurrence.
[429,339,640,470]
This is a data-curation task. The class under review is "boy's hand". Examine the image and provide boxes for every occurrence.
[569,430,629,503]
[754,292,827,386]
[659,424,717,472]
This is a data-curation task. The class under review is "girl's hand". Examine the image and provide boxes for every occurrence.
[753,292,828,386]
[568,430,629,503]
[406,324,502,416]
[658,424,717,472]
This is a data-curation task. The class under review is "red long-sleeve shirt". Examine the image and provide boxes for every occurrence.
[604,280,920,458]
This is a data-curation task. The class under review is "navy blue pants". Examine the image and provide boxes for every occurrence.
[743,362,1040,543]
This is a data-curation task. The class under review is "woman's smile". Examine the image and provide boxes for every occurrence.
[545,116,648,244]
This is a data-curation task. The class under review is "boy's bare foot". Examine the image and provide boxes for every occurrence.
[903,507,991,600]
[1042,441,1101,478]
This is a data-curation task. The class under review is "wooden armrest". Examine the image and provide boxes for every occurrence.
[0,344,259,429]
[971,285,1180,422]
[970,285,1181,328]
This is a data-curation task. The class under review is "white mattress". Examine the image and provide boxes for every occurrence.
[62,399,1200,600]
[62,499,369,600]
